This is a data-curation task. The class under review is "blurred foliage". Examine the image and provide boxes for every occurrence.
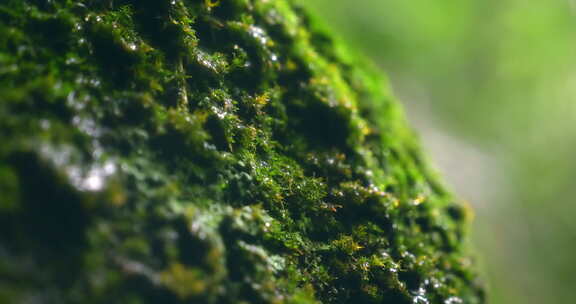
[303,0,576,303]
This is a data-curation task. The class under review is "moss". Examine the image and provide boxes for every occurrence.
[0,0,484,303]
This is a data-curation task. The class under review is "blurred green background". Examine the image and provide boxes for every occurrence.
[303,0,576,303]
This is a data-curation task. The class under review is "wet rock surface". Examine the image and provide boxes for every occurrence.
[0,0,484,303]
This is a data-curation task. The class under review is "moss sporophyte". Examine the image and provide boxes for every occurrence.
[0,0,484,303]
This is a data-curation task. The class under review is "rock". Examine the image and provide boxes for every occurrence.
[0,0,484,303]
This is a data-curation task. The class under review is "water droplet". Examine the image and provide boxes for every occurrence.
[444,297,463,304]
[249,26,268,46]
[203,142,217,151]
[72,116,103,137]
[211,106,227,119]
[75,161,117,192]
[39,144,117,192]
[66,56,80,65]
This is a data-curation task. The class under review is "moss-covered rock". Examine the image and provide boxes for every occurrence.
[0,0,484,303]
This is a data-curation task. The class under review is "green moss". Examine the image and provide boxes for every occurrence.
[0,0,484,303]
